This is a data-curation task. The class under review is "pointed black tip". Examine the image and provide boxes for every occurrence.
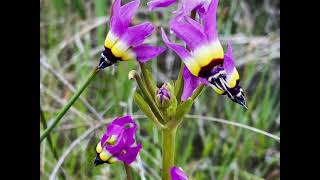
[94,156,103,167]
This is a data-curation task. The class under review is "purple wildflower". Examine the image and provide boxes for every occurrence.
[94,116,142,166]
[147,0,211,19]
[98,0,166,69]
[170,166,188,180]
[161,0,247,108]
[147,0,177,11]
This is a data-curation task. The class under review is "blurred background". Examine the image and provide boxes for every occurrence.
[40,0,280,179]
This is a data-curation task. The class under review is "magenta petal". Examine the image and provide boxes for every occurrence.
[204,0,219,41]
[116,144,142,164]
[112,115,136,127]
[170,16,207,51]
[147,0,176,11]
[181,66,201,101]
[106,125,136,154]
[121,22,155,47]
[132,45,166,63]
[110,0,140,37]
[161,28,191,61]
[119,0,140,29]
[223,42,236,75]
[170,166,188,180]
[110,0,126,37]
[174,0,204,16]
[101,124,123,145]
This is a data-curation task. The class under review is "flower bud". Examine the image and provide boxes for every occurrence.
[156,83,173,108]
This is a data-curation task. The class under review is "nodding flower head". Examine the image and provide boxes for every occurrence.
[94,116,142,166]
[98,0,166,69]
[170,166,188,180]
[156,83,173,108]
[161,0,247,109]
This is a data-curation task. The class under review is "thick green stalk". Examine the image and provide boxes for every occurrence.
[40,67,100,143]
[124,163,133,180]
[162,127,177,180]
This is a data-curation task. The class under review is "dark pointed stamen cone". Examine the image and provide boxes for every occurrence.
[98,58,116,69]
[94,156,103,166]
[233,94,247,110]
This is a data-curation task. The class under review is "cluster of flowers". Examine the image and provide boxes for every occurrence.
[94,0,248,179]
[98,0,246,108]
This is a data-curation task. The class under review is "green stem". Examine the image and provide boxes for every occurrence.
[40,107,57,158]
[139,63,156,98]
[40,67,100,143]
[162,127,177,180]
[124,163,133,180]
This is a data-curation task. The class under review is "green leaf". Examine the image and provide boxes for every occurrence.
[175,99,193,122]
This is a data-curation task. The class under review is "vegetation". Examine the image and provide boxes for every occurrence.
[40,0,280,179]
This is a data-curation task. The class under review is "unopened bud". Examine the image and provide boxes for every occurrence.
[156,83,173,108]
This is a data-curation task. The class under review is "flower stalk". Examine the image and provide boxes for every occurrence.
[40,67,100,143]
[124,163,133,180]
[162,127,177,180]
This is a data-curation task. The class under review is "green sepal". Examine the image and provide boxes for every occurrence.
[174,63,184,104]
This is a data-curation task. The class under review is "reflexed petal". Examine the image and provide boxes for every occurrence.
[112,115,136,127]
[115,144,142,164]
[121,22,155,47]
[101,116,136,150]
[223,42,235,74]
[110,0,126,37]
[181,66,201,101]
[170,166,188,180]
[106,125,136,154]
[174,0,205,16]
[101,125,123,145]
[161,28,191,61]
[147,0,176,11]
[110,0,140,37]
[204,0,219,41]
[170,17,207,51]
[119,0,140,29]
[132,45,166,63]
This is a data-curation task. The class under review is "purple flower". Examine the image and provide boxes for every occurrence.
[94,116,142,166]
[147,0,177,11]
[170,166,188,180]
[161,0,247,108]
[147,0,210,19]
[98,0,166,69]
